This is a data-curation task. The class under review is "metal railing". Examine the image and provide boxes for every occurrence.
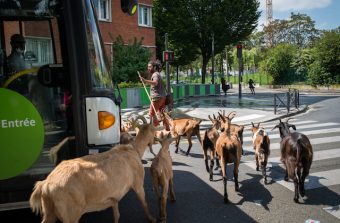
[274,88,299,114]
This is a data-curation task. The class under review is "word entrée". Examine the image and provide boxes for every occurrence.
[1,118,36,128]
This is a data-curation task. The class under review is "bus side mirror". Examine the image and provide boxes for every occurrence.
[37,64,65,87]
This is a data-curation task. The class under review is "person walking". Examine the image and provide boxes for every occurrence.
[248,78,255,95]
[139,60,170,130]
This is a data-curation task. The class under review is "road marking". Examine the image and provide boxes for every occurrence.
[243,148,340,169]
[243,136,340,152]
[243,127,340,141]
[275,169,340,191]
[323,205,340,220]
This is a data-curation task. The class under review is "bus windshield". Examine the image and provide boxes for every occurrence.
[84,0,113,89]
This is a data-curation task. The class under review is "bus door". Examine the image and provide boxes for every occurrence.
[0,0,121,213]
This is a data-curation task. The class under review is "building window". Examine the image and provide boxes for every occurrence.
[25,37,53,66]
[94,0,111,21]
[138,5,152,27]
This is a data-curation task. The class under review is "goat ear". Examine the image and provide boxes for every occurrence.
[290,124,296,130]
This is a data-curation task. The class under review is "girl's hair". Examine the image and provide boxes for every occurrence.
[148,59,162,72]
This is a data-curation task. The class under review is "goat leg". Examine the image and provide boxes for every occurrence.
[255,154,260,171]
[169,178,176,202]
[223,176,228,203]
[299,167,307,197]
[112,202,120,223]
[293,178,299,203]
[262,166,267,184]
[160,183,169,223]
[185,137,193,156]
[215,156,220,170]
[209,158,214,181]
[134,186,157,223]
[175,136,180,153]
[234,162,240,192]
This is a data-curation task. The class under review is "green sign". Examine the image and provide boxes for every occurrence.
[0,88,44,180]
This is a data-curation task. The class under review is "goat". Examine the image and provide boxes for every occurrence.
[163,112,202,156]
[271,119,313,203]
[219,110,244,154]
[202,114,221,181]
[120,115,158,156]
[215,112,242,203]
[150,131,176,223]
[30,121,157,223]
[251,122,270,184]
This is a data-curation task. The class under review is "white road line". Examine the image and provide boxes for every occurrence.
[276,169,340,191]
[243,136,340,152]
[323,205,340,220]
[243,127,340,141]
[243,148,340,169]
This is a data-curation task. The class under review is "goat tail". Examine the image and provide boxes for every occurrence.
[29,181,45,215]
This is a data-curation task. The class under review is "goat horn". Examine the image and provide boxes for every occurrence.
[271,125,278,131]
[251,122,255,127]
[227,111,236,120]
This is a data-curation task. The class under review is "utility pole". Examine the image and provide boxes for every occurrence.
[237,44,243,98]
[211,33,215,84]
[165,33,170,92]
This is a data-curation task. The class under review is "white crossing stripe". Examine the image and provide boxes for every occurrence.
[243,127,340,141]
[276,169,340,191]
[323,205,340,220]
[243,136,340,152]
[243,148,340,169]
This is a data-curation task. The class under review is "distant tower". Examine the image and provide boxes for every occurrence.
[266,0,273,47]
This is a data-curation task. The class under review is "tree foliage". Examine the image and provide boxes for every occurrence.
[260,44,296,84]
[111,36,151,83]
[154,0,260,83]
[263,13,320,48]
[308,31,340,86]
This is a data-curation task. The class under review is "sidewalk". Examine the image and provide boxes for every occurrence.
[121,86,309,129]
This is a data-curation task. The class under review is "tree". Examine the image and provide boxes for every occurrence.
[263,13,320,48]
[154,0,260,83]
[111,36,151,83]
[260,44,296,84]
[308,31,340,85]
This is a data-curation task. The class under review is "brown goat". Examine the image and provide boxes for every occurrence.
[30,121,157,223]
[215,112,242,203]
[202,114,221,181]
[219,110,244,154]
[163,112,202,156]
[272,119,313,203]
[251,122,270,184]
[150,132,176,223]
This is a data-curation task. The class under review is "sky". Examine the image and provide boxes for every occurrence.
[257,0,340,30]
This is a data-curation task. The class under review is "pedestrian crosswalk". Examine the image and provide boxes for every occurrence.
[241,118,340,219]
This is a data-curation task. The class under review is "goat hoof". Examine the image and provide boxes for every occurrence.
[256,167,259,171]
[209,177,213,181]
[224,197,229,203]
[284,176,289,181]
[300,189,305,197]
[294,197,299,203]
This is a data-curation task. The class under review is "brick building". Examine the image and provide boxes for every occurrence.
[94,0,156,63]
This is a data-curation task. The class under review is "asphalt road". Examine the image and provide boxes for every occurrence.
[1,90,340,223]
